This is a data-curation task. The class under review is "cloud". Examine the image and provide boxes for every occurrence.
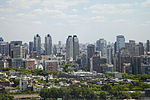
[91,16,107,22]
[141,0,150,7]
[140,21,150,26]
[112,19,128,23]
[85,4,134,14]
[32,21,42,24]
[0,8,15,13]
[72,9,78,12]
[32,8,80,20]
[41,0,89,9]
[16,13,35,18]
[6,0,41,9]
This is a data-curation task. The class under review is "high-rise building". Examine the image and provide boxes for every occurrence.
[66,36,73,61]
[0,37,4,43]
[23,43,28,58]
[131,56,142,75]
[9,41,22,58]
[57,41,62,54]
[34,34,41,56]
[45,34,52,56]
[13,45,25,58]
[114,42,117,54]
[139,42,144,55]
[87,44,95,71]
[29,42,34,56]
[73,35,79,61]
[53,45,57,55]
[127,40,136,56]
[0,42,9,56]
[91,52,101,72]
[135,45,140,56]
[81,52,87,67]
[146,40,150,53]
[96,39,107,57]
[116,35,125,53]
[66,35,79,61]
[107,45,112,64]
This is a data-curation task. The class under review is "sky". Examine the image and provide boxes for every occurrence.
[0,0,150,44]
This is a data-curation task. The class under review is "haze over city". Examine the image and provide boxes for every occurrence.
[0,0,150,43]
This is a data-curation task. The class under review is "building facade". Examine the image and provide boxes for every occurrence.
[45,34,52,56]
[116,35,125,53]
[73,35,79,61]
[87,44,95,71]
[34,34,41,56]
[66,36,73,61]
[96,39,107,57]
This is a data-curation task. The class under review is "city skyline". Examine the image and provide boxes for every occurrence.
[0,0,150,99]
[0,0,150,44]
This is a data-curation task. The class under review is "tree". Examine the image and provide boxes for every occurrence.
[63,64,71,72]
[83,66,88,71]
[0,88,14,100]
[10,78,20,87]
[40,85,96,99]
[117,91,131,99]
[0,94,14,100]
[101,84,112,91]
[97,91,107,99]
[131,92,142,99]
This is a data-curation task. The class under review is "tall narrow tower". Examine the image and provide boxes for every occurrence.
[96,38,107,57]
[66,36,73,61]
[116,35,125,53]
[45,34,52,56]
[147,40,150,53]
[73,35,79,61]
[87,44,95,71]
[34,34,41,56]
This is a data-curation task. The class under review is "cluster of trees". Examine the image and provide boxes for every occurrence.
[40,83,145,100]
[90,83,146,99]
[62,64,71,72]
[0,88,14,100]
[0,67,57,76]
[40,84,96,100]
[11,89,39,94]
[122,73,150,82]
[9,78,20,88]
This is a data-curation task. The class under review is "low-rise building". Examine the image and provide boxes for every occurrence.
[20,79,28,91]
[45,60,58,72]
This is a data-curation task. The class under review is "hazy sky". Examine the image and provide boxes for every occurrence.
[0,0,150,44]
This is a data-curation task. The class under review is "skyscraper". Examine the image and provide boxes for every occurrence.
[9,41,22,58]
[0,37,4,43]
[13,45,25,58]
[131,57,142,75]
[45,34,52,56]
[128,40,136,56]
[66,36,73,61]
[0,41,9,56]
[73,35,79,61]
[107,45,112,64]
[96,38,107,57]
[91,52,101,72]
[146,40,150,53]
[29,42,34,56]
[139,42,144,55]
[87,44,95,71]
[57,41,62,54]
[116,35,125,53]
[34,34,41,56]
[66,35,79,61]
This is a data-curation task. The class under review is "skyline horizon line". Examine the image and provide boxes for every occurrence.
[1,33,150,44]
